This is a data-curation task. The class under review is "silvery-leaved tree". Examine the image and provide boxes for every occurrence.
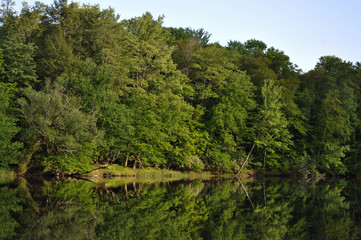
[18,80,100,174]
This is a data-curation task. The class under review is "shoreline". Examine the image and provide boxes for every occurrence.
[0,165,328,181]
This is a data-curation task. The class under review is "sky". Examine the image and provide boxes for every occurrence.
[12,0,361,72]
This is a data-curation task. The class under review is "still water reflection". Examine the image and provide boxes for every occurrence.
[0,177,360,239]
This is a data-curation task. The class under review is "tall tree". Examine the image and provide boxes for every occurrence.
[167,27,211,46]
[1,32,37,88]
[206,71,256,171]
[76,4,120,62]
[35,26,75,80]
[256,79,292,170]
[239,79,292,173]
[0,0,17,35]
[188,43,237,107]
[0,85,22,168]
[18,79,100,174]
[300,56,357,174]
[15,2,45,43]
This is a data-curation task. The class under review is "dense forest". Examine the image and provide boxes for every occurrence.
[1,0,361,176]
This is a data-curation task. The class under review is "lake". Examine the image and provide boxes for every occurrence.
[0,176,360,239]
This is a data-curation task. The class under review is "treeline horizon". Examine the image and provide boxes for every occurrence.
[1,0,361,175]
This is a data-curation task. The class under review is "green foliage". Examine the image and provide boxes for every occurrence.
[0,0,360,174]
[0,186,22,239]
[252,79,293,170]
[1,32,37,87]
[43,143,97,173]
[206,71,256,171]
[300,56,357,174]
[15,2,45,43]
[0,0,17,35]
[17,180,104,239]
[168,27,211,46]
[3,176,359,239]
[0,86,22,168]
[36,26,76,80]
[18,80,100,173]
[108,92,206,170]
[188,43,236,107]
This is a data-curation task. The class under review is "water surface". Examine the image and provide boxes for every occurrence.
[0,176,360,239]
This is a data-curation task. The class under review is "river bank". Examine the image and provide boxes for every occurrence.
[0,164,322,181]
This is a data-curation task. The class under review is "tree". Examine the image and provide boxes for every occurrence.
[36,26,75,80]
[18,79,100,174]
[300,56,357,174]
[0,85,22,168]
[256,79,292,170]
[238,79,292,173]
[188,43,237,108]
[349,63,361,173]
[206,71,256,171]
[44,0,81,46]
[234,50,277,89]
[0,48,22,169]
[266,47,306,162]
[119,12,177,94]
[1,32,37,88]
[0,0,17,35]
[227,40,248,56]
[76,4,120,62]
[317,91,350,173]
[15,1,45,44]
[171,37,201,77]
[167,27,211,46]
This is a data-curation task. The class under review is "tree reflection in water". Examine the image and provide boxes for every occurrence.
[0,177,359,239]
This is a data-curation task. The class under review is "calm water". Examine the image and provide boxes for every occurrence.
[0,176,360,240]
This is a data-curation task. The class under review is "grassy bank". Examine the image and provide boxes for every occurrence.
[78,164,242,186]
[82,164,218,179]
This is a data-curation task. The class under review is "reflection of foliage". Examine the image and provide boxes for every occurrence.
[285,180,352,240]
[0,186,22,240]
[251,199,292,240]
[242,181,294,240]
[17,180,104,240]
[98,181,209,239]
[199,181,249,239]
[308,183,351,240]
[344,180,361,239]
[0,178,360,239]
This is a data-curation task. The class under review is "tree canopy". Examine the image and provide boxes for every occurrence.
[1,0,361,176]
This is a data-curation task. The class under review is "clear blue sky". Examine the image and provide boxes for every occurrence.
[13,0,361,72]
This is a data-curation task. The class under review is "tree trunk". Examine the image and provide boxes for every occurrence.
[236,143,255,175]
[263,182,267,205]
[133,159,137,170]
[138,156,144,169]
[125,153,129,167]
[19,178,40,213]
[236,176,254,209]
[263,148,267,170]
